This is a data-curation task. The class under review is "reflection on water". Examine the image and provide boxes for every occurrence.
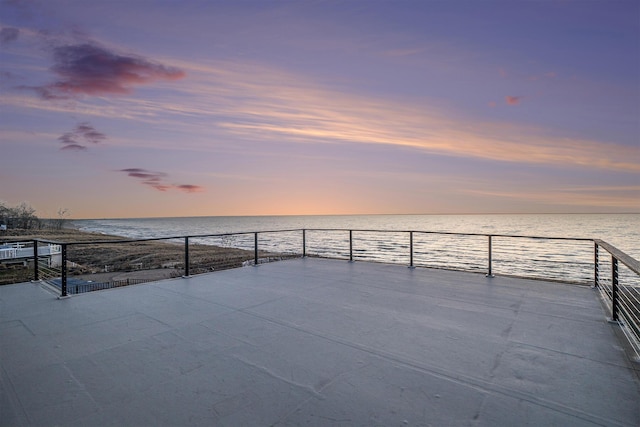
[73,214,639,284]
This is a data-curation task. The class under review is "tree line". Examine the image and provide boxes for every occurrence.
[0,202,69,230]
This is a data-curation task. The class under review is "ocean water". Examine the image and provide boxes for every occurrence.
[73,214,638,255]
[72,214,639,284]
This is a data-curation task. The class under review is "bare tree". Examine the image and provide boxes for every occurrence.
[0,202,41,229]
[51,208,69,230]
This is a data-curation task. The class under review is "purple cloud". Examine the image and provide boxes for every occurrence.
[120,168,172,192]
[120,168,167,181]
[57,132,77,145]
[57,121,106,151]
[0,27,19,44]
[60,144,87,151]
[75,122,106,143]
[119,168,204,193]
[34,43,185,99]
[0,71,16,80]
[175,184,205,193]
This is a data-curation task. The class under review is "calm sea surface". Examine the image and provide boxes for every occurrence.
[72,213,639,258]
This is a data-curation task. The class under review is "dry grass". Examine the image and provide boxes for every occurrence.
[1,228,292,285]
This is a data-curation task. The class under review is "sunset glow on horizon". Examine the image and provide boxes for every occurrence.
[1,0,638,219]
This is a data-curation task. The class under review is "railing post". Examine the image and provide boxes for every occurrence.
[611,256,619,322]
[302,229,306,258]
[60,244,68,298]
[594,242,599,288]
[409,231,414,268]
[184,237,190,277]
[33,239,39,281]
[254,232,259,266]
[486,235,494,277]
[349,230,353,262]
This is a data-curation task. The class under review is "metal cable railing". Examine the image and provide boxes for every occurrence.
[594,240,640,360]
[4,229,639,358]
[0,240,63,285]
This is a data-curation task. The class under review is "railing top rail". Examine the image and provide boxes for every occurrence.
[306,228,593,242]
[60,229,305,246]
[34,239,65,245]
[56,227,594,247]
[594,239,640,275]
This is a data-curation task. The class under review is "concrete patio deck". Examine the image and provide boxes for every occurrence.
[1,258,639,426]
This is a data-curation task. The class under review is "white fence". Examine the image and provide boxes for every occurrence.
[0,243,62,261]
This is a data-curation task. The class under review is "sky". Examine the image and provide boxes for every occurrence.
[1,0,638,219]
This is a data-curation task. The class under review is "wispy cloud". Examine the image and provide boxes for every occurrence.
[464,185,640,209]
[167,60,638,172]
[119,168,204,193]
[7,56,639,173]
[32,43,185,99]
[57,121,105,150]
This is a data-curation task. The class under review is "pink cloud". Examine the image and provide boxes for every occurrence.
[35,43,185,99]
[505,96,523,106]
